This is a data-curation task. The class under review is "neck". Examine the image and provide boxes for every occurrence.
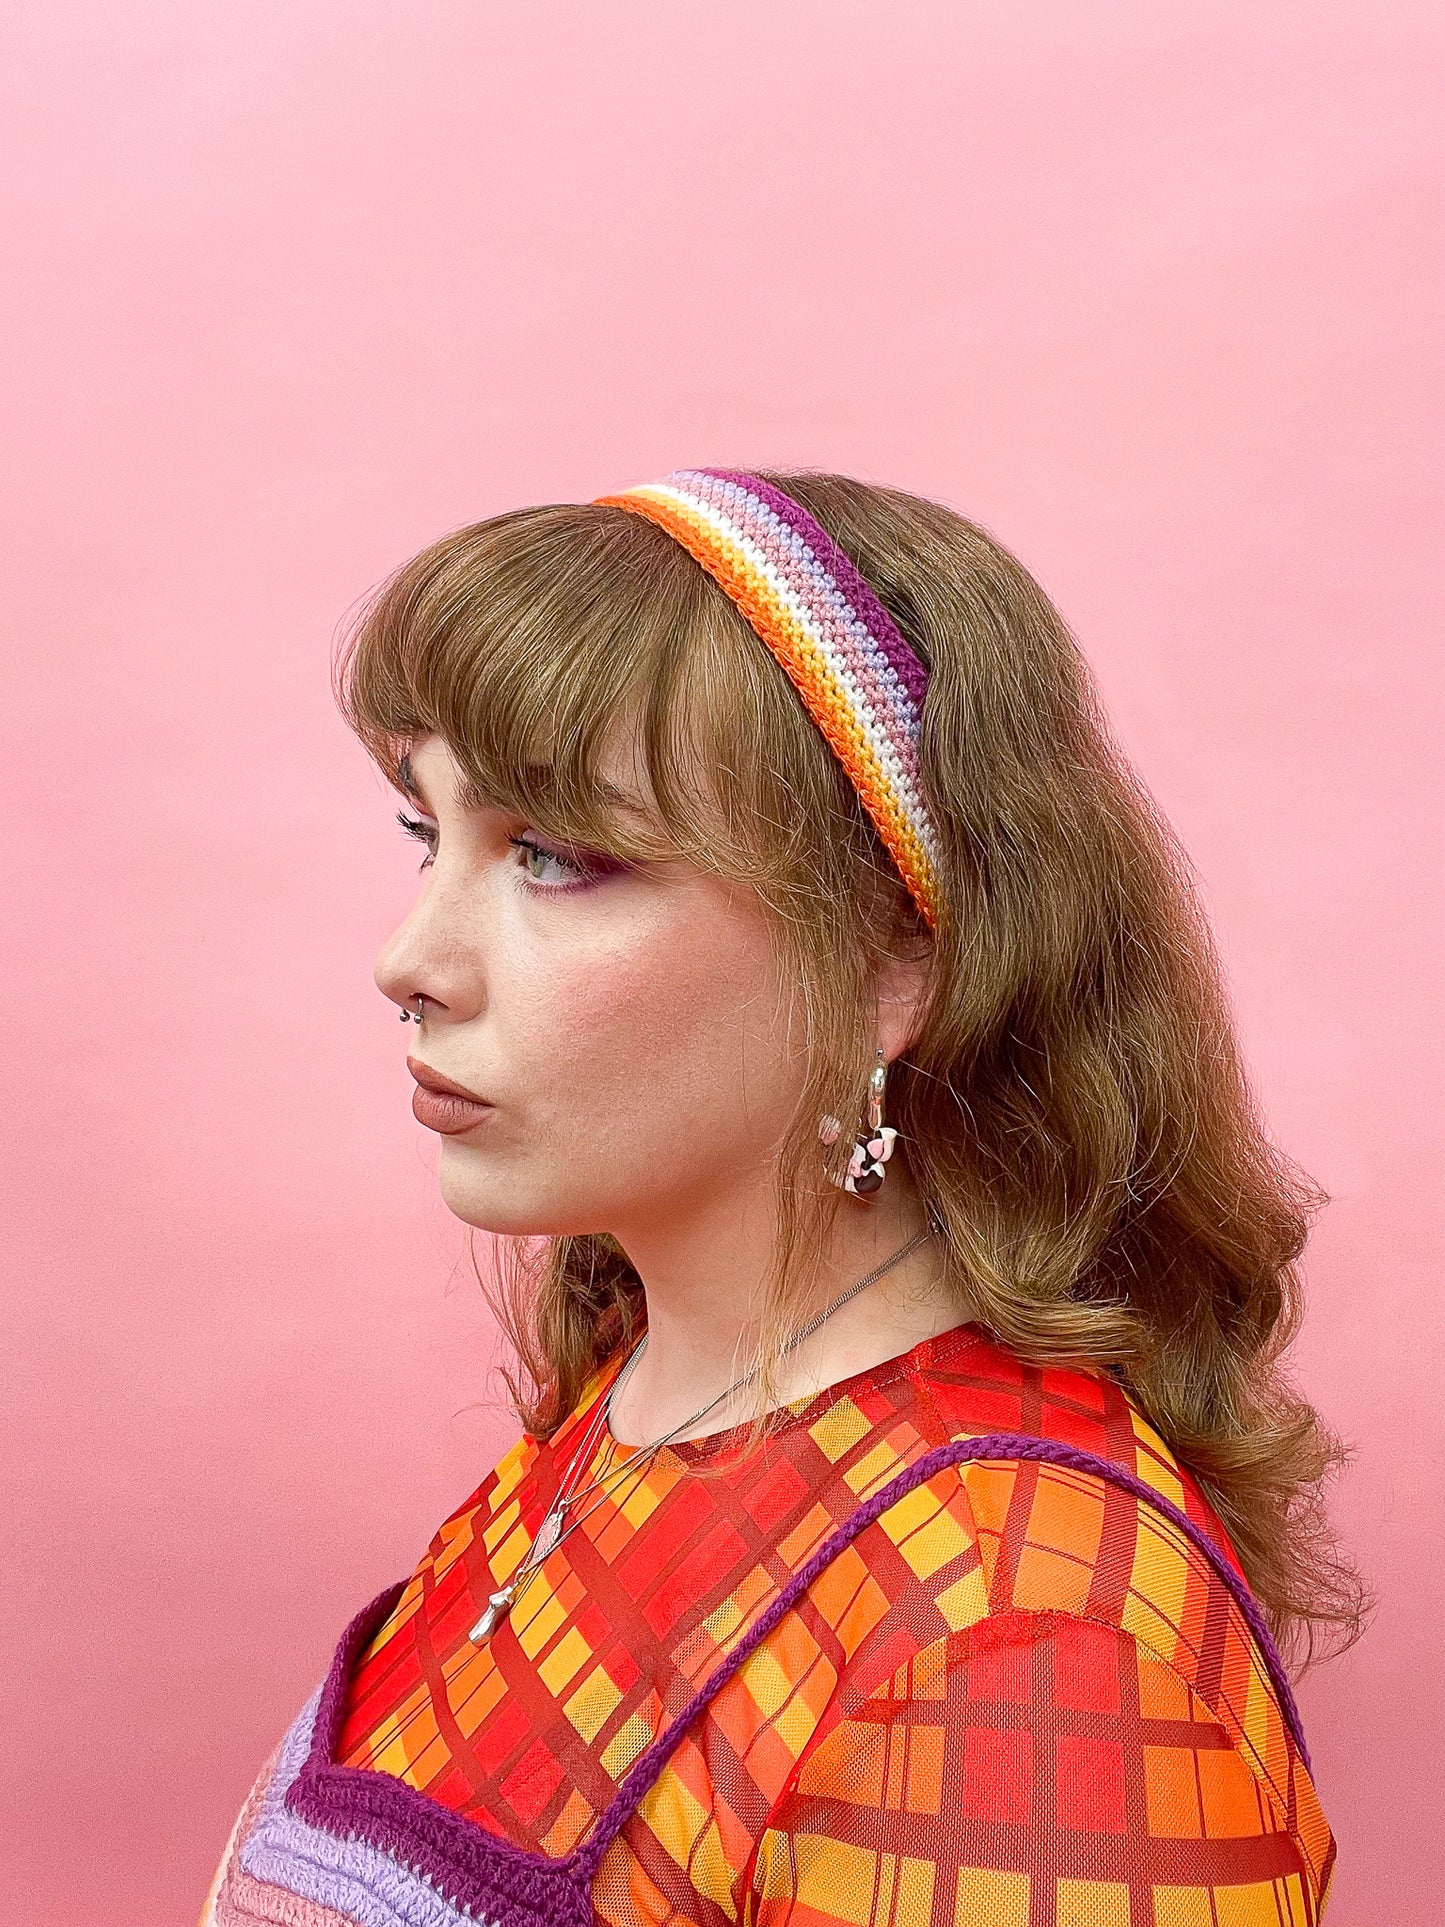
[605,1166,961,1447]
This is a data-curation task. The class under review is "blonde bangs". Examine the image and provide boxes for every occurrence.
[333,500,881,913]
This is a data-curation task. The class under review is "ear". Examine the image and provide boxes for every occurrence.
[873,919,935,1062]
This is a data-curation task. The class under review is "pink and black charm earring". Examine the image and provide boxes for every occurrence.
[819,1048,898,1198]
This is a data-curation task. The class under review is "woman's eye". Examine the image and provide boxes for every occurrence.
[507,833,591,889]
[396,810,438,866]
[395,811,612,892]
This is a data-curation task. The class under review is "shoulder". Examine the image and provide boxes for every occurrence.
[763,1330,1335,1915]
[807,1324,1248,1645]
[868,1331,1303,1774]
[755,1605,1334,1924]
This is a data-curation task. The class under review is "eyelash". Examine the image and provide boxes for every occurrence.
[395,811,596,893]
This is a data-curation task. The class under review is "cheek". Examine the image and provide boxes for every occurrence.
[513,907,801,1136]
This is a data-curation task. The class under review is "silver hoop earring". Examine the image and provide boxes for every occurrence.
[399,994,425,1025]
[819,1047,897,1198]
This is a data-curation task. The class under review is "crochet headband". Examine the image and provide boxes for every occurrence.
[594,467,943,931]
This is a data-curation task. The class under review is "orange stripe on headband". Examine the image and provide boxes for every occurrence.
[596,469,942,931]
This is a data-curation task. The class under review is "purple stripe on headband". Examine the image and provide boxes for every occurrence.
[692,468,931,715]
[675,471,924,787]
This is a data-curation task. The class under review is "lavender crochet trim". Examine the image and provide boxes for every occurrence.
[286,1582,598,1925]
[284,1432,1307,1919]
[242,1682,484,1927]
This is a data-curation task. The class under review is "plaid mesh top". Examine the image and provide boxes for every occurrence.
[206,1322,1335,1926]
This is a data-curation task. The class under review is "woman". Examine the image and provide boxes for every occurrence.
[202,468,1359,1926]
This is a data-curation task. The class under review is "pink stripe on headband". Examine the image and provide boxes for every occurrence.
[596,468,943,930]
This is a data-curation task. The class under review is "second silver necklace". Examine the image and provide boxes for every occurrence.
[468,1221,938,1643]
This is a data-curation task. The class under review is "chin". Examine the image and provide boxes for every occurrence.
[436,1166,519,1234]
[433,1154,594,1240]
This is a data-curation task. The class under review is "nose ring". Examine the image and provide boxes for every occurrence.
[399,994,425,1024]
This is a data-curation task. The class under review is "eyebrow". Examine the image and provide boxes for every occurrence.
[394,752,439,813]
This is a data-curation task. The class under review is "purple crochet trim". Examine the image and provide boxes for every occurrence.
[285,1433,1308,1916]
[575,1433,1308,1876]
[286,1581,596,1925]
[693,466,932,714]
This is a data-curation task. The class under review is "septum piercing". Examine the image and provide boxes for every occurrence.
[400,994,425,1024]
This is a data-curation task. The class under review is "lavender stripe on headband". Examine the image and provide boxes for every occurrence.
[599,467,945,928]
[693,468,932,714]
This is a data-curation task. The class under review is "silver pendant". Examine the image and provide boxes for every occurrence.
[469,1584,517,1642]
[468,1505,563,1643]
[531,1508,562,1562]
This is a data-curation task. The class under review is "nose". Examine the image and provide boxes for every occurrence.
[374,880,484,1024]
[374,917,430,1015]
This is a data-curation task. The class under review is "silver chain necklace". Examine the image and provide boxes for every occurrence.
[468,1221,939,1643]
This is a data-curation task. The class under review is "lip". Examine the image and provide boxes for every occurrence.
[407,1057,495,1136]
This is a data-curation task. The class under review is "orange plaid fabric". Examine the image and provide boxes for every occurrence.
[335,1322,1334,1923]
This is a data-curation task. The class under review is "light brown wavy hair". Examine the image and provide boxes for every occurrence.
[335,468,1365,1666]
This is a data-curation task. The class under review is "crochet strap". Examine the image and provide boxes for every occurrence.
[573,1431,1306,1880]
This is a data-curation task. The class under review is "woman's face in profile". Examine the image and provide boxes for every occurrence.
[373,733,809,1241]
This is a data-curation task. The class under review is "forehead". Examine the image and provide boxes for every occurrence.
[395,737,655,822]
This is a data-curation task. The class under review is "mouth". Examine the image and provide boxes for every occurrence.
[407,1057,495,1136]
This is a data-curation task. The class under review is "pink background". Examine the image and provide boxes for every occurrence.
[3,5,1440,1920]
